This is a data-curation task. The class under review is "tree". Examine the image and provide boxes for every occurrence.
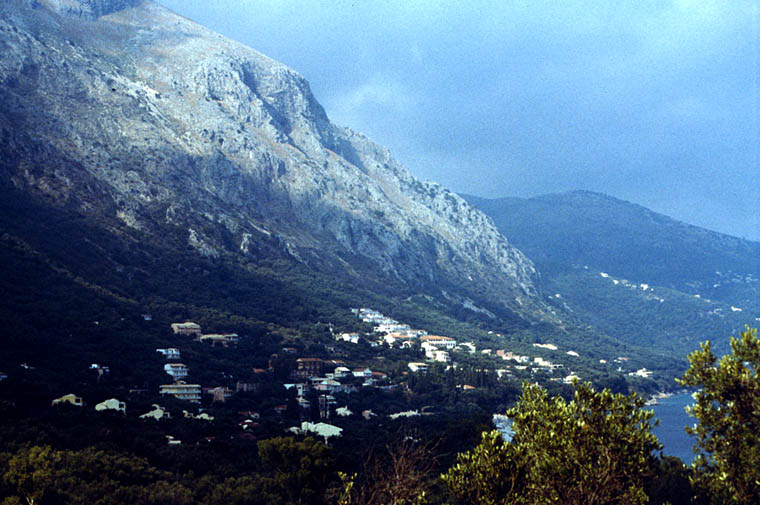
[443,381,660,505]
[676,326,760,505]
[443,430,528,505]
[257,436,334,505]
[337,436,438,505]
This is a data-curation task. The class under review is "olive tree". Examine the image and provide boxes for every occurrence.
[444,381,660,505]
[677,326,760,505]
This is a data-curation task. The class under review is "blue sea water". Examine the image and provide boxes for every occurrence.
[648,392,697,463]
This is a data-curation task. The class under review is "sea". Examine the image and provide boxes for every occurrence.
[648,391,697,463]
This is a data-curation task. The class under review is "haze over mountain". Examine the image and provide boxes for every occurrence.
[159,0,759,242]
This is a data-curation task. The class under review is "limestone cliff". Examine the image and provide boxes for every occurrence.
[0,0,549,321]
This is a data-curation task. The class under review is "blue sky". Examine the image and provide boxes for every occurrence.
[160,0,759,240]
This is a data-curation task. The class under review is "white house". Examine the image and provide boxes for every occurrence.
[51,394,83,407]
[408,362,429,373]
[164,363,189,380]
[427,349,450,362]
[457,342,476,354]
[332,366,351,378]
[157,348,181,360]
[291,421,343,439]
[338,332,360,344]
[419,335,457,349]
[389,410,421,420]
[629,368,653,378]
[95,398,126,414]
[352,368,372,379]
[171,322,201,336]
[336,406,353,417]
[140,404,171,420]
[533,343,558,351]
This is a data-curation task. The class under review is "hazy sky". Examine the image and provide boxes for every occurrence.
[159,0,759,240]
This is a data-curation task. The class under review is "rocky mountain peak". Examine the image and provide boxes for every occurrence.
[38,0,142,19]
[0,0,552,324]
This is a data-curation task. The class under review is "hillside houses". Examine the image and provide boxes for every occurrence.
[39,306,648,454]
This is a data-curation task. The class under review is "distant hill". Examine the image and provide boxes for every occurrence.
[465,191,759,353]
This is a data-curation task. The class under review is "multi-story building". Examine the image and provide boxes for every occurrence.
[295,358,324,378]
[419,335,457,349]
[159,382,201,402]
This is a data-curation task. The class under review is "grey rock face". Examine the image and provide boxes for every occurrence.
[38,0,142,19]
[0,0,549,320]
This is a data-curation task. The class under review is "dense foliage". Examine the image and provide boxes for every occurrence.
[677,326,760,505]
[444,381,661,505]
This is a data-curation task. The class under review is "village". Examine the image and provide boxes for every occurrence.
[41,307,653,445]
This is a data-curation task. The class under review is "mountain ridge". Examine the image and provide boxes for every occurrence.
[0,0,549,325]
[464,190,759,353]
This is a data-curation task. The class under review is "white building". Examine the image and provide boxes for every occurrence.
[629,368,653,378]
[291,421,343,439]
[337,332,360,344]
[375,322,411,334]
[95,398,126,414]
[389,410,421,420]
[140,404,171,420]
[457,342,476,354]
[430,350,450,363]
[159,382,201,402]
[419,335,457,349]
[157,348,181,360]
[164,363,189,380]
[171,322,201,336]
[336,406,353,417]
[408,362,429,373]
[533,343,558,351]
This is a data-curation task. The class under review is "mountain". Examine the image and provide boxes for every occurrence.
[465,191,760,353]
[0,0,546,327]
[0,0,693,396]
